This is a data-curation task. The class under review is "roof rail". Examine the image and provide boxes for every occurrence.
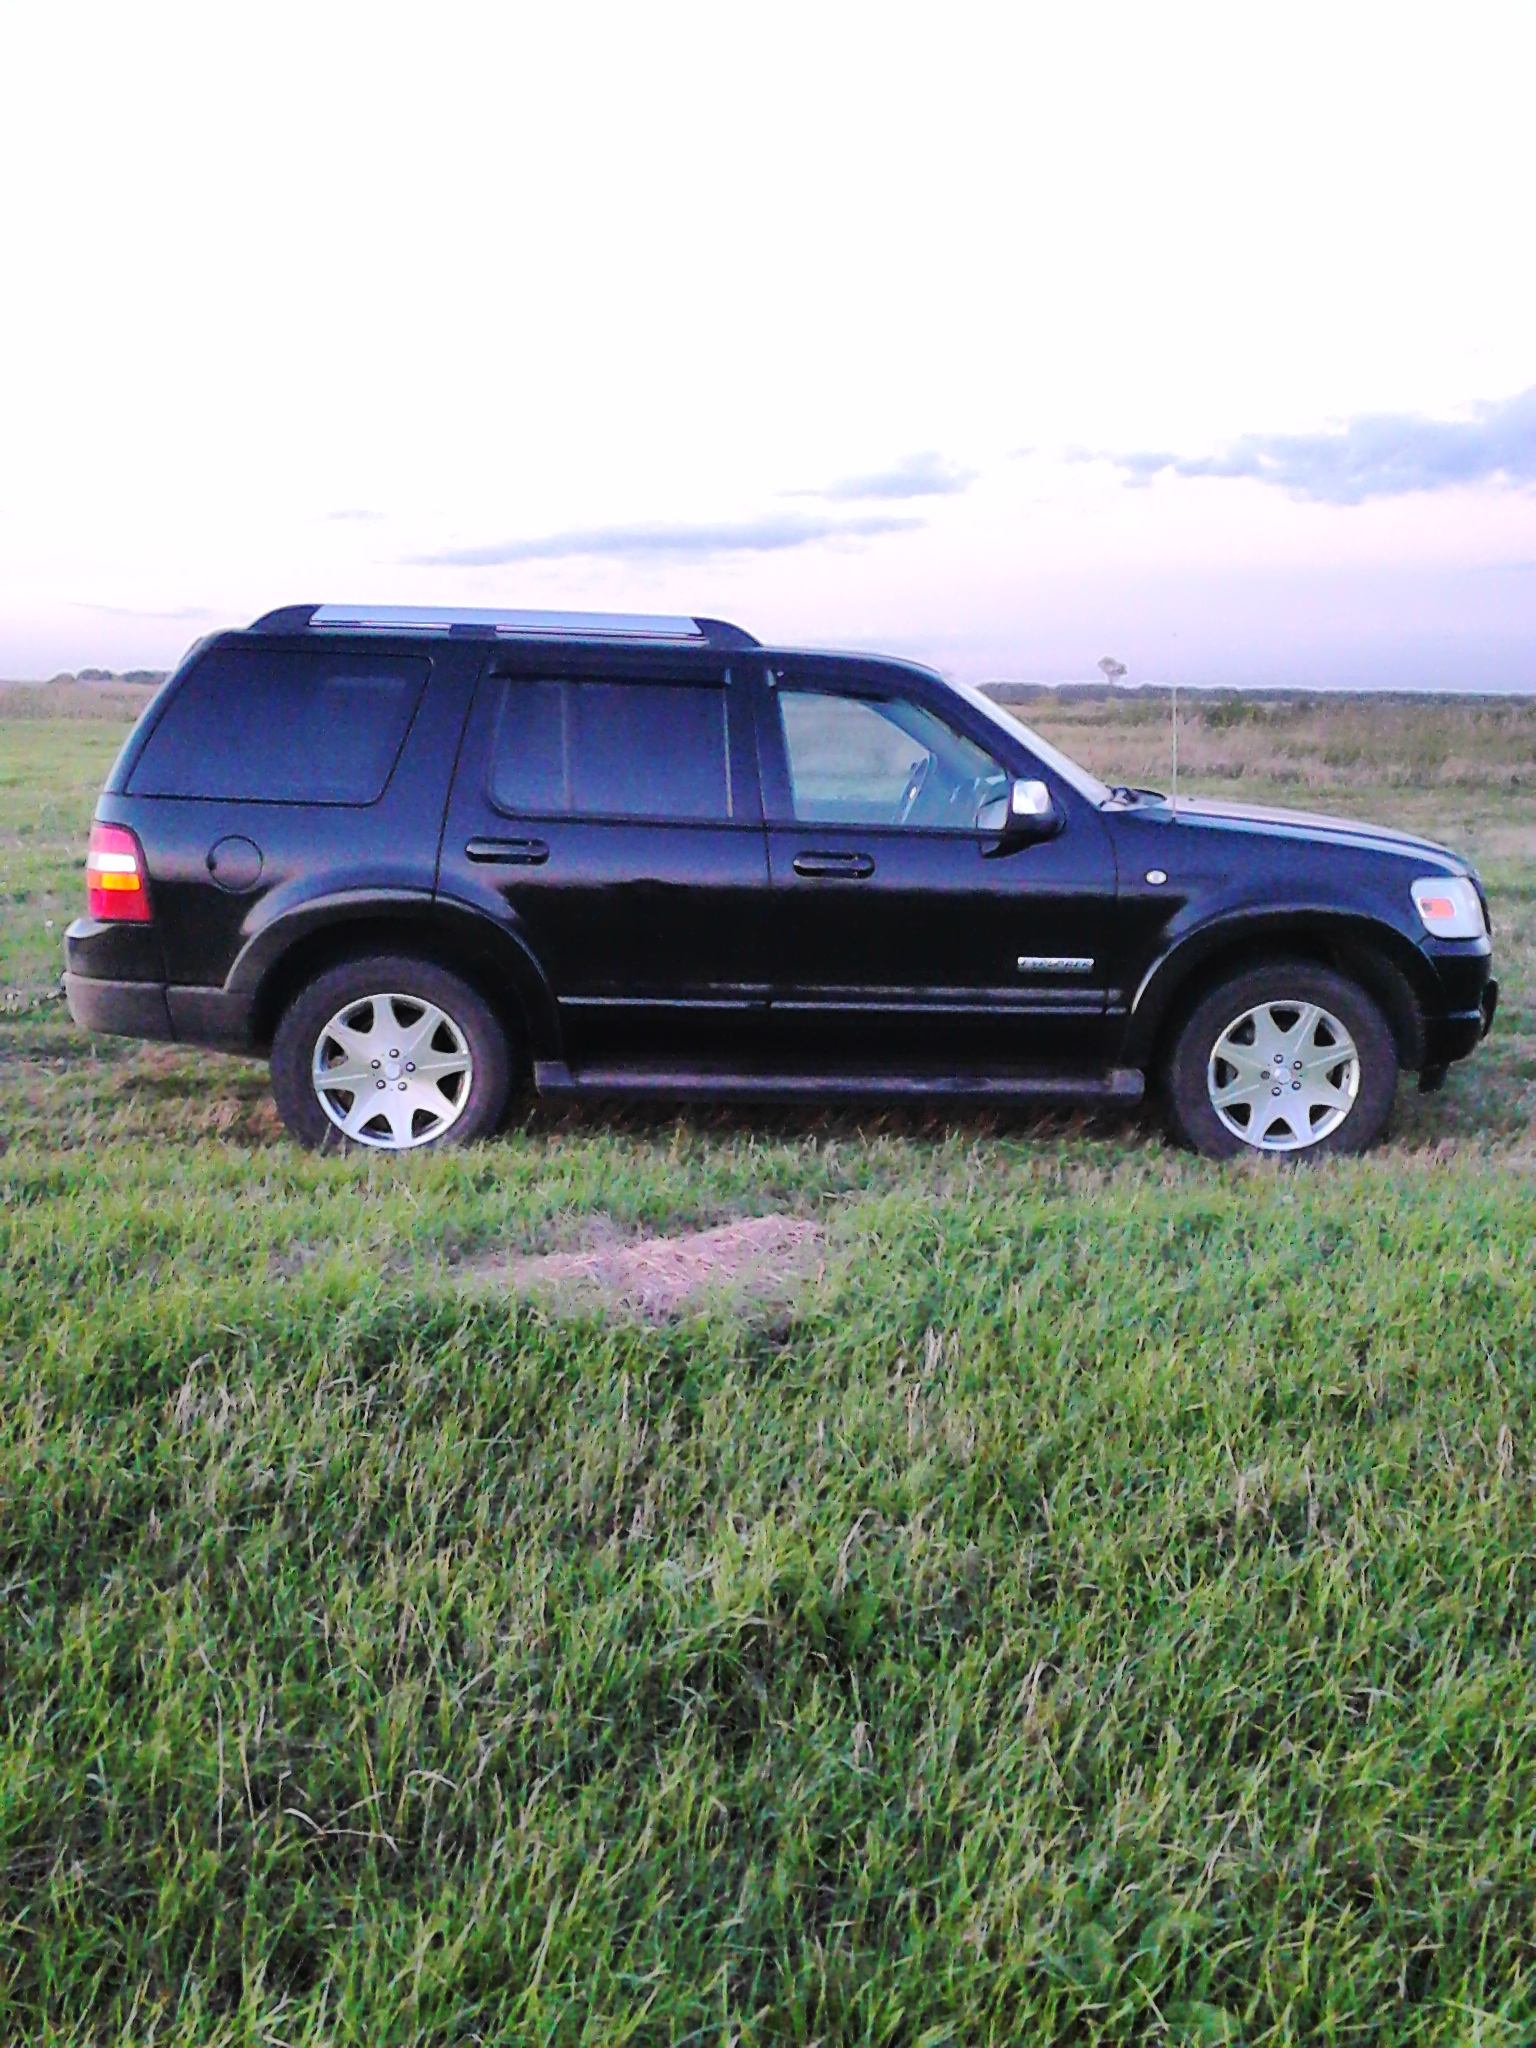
[248,604,759,649]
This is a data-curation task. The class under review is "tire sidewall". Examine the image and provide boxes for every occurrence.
[1165,961,1398,1160]
[270,955,512,1153]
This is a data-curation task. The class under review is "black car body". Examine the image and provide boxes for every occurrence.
[65,605,1497,1155]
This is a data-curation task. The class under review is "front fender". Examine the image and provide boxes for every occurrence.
[1121,907,1436,1069]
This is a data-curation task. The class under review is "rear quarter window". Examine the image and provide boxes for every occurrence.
[127,647,429,803]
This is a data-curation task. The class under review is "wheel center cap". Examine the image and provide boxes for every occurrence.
[386,1058,402,1079]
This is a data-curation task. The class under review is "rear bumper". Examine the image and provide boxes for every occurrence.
[63,973,258,1050]
[65,918,175,1040]
[64,972,174,1040]
[64,918,258,1050]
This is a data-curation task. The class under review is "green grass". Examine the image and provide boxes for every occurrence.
[0,713,135,1006]
[4,688,1536,2044]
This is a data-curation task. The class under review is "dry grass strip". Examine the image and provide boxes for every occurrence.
[471,1214,827,1319]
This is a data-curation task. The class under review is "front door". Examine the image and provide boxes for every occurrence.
[753,663,1119,1069]
[440,647,769,1067]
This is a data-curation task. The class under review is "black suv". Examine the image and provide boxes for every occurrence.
[65,604,1497,1158]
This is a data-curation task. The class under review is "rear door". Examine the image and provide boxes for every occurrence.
[753,659,1120,1067]
[439,644,769,1066]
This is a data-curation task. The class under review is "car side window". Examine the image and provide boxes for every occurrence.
[490,678,733,822]
[127,649,429,804]
[776,689,1009,830]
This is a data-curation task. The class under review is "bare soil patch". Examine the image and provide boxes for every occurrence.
[467,1213,827,1319]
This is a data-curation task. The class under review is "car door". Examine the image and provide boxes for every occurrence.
[439,643,769,1067]
[753,659,1120,1068]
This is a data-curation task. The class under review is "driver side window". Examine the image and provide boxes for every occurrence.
[776,689,1008,830]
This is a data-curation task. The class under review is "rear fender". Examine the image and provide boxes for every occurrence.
[232,893,562,1056]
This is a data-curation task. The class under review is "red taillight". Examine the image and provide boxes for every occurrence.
[86,822,152,922]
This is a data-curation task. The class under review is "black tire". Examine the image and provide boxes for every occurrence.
[1162,959,1398,1160]
[270,955,513,1153]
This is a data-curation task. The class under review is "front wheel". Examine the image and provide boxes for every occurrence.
[1163,961,1398,1159]
[270,955,513,1152]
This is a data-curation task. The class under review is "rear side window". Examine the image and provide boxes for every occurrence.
[128,647,429,803]
[490,679,732,821]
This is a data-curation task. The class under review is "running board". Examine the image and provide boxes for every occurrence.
[533,1062,1144,1106]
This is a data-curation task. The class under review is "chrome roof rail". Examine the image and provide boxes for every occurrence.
[248,604,759,648]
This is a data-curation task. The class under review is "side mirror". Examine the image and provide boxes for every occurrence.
[979,777,1061,848]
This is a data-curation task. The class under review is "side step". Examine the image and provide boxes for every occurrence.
[533,1062,1144,1106]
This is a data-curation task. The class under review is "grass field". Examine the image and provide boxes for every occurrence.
[3,682,1536,2045]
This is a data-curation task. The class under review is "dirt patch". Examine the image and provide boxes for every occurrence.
[468,1214,827,1319]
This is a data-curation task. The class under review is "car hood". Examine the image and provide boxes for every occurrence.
[1157,795,1470,872]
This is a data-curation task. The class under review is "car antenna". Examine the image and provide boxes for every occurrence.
[1096,655,1134,798]
[1170,673,1178,812]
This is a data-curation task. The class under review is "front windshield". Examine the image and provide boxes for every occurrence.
[946,678,1114,808]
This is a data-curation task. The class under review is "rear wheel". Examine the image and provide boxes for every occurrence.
[1163,960,1398,1159]
[270,955,512,1152]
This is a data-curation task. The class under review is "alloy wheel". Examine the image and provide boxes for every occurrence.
[310,991,474,1149]
[1207,999,1360,1152]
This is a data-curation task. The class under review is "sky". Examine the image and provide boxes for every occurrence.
[1,1,1533,689]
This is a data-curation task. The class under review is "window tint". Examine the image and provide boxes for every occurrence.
[129,648,428,803]
[490,679,732,821]
[777,690,1008,829]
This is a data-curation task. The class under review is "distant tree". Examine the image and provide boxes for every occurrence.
[1098,656,1128,686]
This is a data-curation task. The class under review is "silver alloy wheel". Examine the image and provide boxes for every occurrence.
[310,990,474,1149]
[1207,999,1361,1152]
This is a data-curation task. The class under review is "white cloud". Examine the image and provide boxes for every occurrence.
[1100,389,1536,504]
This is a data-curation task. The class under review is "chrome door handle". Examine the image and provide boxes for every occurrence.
[465,836,549,865]
[792,851,875,879]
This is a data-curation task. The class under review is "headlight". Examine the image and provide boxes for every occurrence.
[1411,875,1486,939]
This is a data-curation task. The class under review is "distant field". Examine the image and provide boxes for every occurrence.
[996,685,1536,861]
[3,683,1536,2045]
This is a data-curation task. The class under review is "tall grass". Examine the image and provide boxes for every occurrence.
[6,1127,1536,2044]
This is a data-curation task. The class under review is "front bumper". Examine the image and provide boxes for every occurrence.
[1419,934,1497,1065]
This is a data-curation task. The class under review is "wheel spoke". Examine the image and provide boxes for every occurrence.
[316,1057,377,1092]
[340,1090,387,1139]
[1212,1074,1268,1111]
[1273,1002,1321,1058]
[1211,1038,1266,1076]
[1298,1044,1352,1078]
[411,1050,471,1084]
[1306,1074,1355,1111]
[1260,1102,1310,1147]
[325,1017,375,1062]
[412,1086,453,1126]
[394,1000,449,1061]
[385,1097,423,1145]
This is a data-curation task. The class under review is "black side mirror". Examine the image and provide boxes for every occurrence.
[980,777,1062,850]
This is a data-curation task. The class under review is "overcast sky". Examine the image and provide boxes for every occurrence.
[2,1,1533,687]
